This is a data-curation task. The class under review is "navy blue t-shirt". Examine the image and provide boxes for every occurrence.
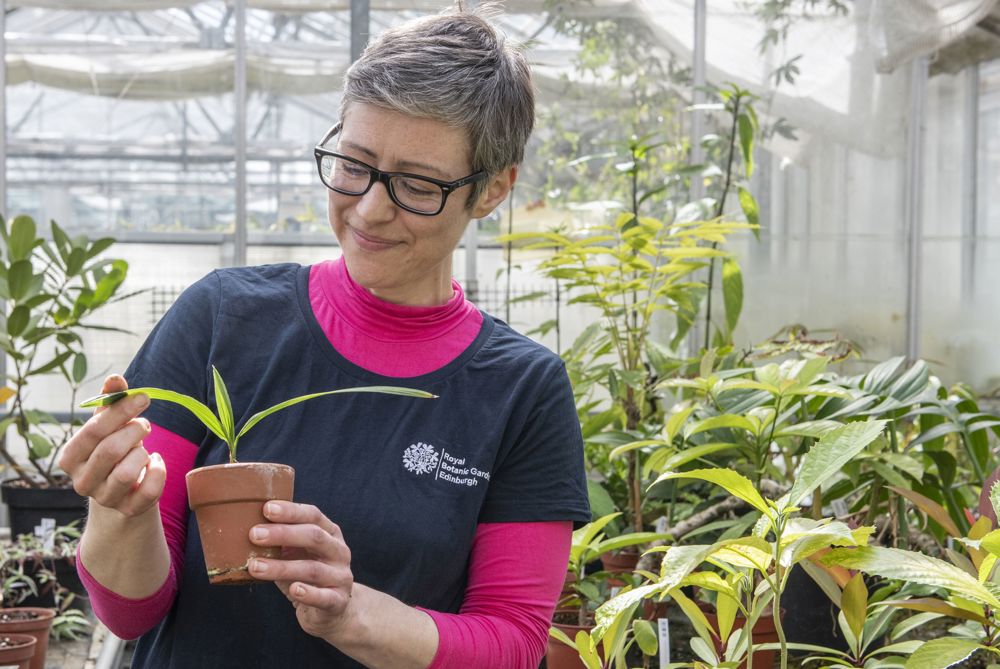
[125,264,590,668]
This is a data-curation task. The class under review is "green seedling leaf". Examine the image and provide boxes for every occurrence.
[824,546,1000,608]
[841,573,867,642]
[904,637,983,669]
[880,597,987,624]
[81,388,229,444]
[655,468,770,516]
[211,366,236,447]
[783,420,887,510]
[235,386,434,444]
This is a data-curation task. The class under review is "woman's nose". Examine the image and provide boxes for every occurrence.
[354,180,397,223]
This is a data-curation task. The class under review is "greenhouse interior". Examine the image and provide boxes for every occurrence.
[2,0,1000,668]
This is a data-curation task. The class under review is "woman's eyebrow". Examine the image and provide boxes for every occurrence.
[339,139,450,179]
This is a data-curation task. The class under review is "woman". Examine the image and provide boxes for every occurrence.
[59,6,590,669]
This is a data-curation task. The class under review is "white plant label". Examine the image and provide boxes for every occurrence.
[831,499,848,518]
[658,617,670,669]
[654,515,669,534]
[35,517,56,551]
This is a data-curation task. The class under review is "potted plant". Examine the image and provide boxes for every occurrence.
[0,214,134,538]
[81,366,434,585]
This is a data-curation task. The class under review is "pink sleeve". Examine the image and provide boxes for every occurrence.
[77,423,197,639]
[420,521,572,669]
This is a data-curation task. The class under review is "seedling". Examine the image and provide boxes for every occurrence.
[80,366,435,463]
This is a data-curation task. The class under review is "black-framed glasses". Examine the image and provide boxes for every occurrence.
[313,123,488,216]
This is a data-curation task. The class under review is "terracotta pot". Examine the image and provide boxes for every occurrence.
[600,550,639,574]
[186,463,295,585]
[0,634,36,669]
[642,597,670,621]
[0,608,53,669]
[701,605,782,669]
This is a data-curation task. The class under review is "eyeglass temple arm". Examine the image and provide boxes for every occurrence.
[317,123,342,147]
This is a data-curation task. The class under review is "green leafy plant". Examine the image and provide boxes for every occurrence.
[81,366,435,463]
[594,420,886,669]
[822,480,1000,669]
[1,214,135,487]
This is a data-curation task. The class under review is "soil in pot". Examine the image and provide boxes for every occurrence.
[186,462,294,585]
[0,608,54,669]
[0,634,36,669]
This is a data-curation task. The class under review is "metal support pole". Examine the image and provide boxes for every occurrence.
[233,0,247,267]
[686,0,707,356]
[350,0,370,63]
[690,0,706,202]
[962,64,979,299]
[0,0,7,217]
[463,222,478,304]
[904,56,928,361]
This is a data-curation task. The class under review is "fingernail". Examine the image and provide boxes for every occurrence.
[251,559,268,574]
[139,418,151,431]
[265,502,280,516]
[252,527,269,541]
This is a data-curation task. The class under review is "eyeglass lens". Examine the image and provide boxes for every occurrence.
[319,155,444,214]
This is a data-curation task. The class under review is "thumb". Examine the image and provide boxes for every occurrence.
[94,374,129,415]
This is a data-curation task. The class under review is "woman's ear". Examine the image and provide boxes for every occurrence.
[471,166,518,218]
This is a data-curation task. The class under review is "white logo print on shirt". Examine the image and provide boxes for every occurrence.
[402,442,439,475]
[402,442,491,487]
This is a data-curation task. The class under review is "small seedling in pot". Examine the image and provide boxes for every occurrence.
[80,365,436,463]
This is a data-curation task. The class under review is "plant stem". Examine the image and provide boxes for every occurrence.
[703,93,742,350]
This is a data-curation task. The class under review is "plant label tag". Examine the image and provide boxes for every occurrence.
[658,617,670,668]
[654,515,669,534]
[35,517,56,551]
[609,585,622,598]
[831,499,848,518]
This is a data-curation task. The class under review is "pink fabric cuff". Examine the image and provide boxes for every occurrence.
[420,521,572,669]
[77,547,178,640]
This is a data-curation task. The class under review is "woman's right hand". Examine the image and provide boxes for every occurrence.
[58,374,167,517]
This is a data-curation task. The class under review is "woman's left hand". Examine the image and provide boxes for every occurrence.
[248,501,355,640]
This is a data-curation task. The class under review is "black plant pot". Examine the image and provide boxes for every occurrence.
[0,482,87,542]
[781,564,848,651]
[14,555,88,613]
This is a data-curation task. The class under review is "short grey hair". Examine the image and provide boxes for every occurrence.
[340,4,535,206]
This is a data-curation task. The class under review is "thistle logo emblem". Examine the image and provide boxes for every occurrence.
[402,442,439,475]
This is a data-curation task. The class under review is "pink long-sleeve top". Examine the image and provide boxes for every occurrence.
[78,258,571,668]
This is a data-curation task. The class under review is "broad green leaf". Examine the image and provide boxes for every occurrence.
[665,406,695,442]
[841,573,866,642]
[632,619,658,656]
[977,529,1000,558]
[586,481,618,519]
[236,386,435,443]
[654,468,770,516]
[548,625,574,647]
[671,587,717,650]
[26,433,53,459]
[716,590,738,641]
[661,442,737,472]
[738,112,754,178]
[784,420,887,509]
[609,439,668,460]
[887,485,959,537]
[574,630,602,669]
[7,260,33,302]
[890,611,941,641]
[722,257,742,334]
[684,413,757,439]
[904,637,983,669]
[991,479,1000,525]
[880,597,986,623]
[774,419,843,439]
[738,186,758,226]
[594,543,717,637]
[7,306,29,337]
[8,215,36,261]
[823,546,1000,608]
[71,353,87,384]
[211,366,236,447]
[81,387,228,444]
